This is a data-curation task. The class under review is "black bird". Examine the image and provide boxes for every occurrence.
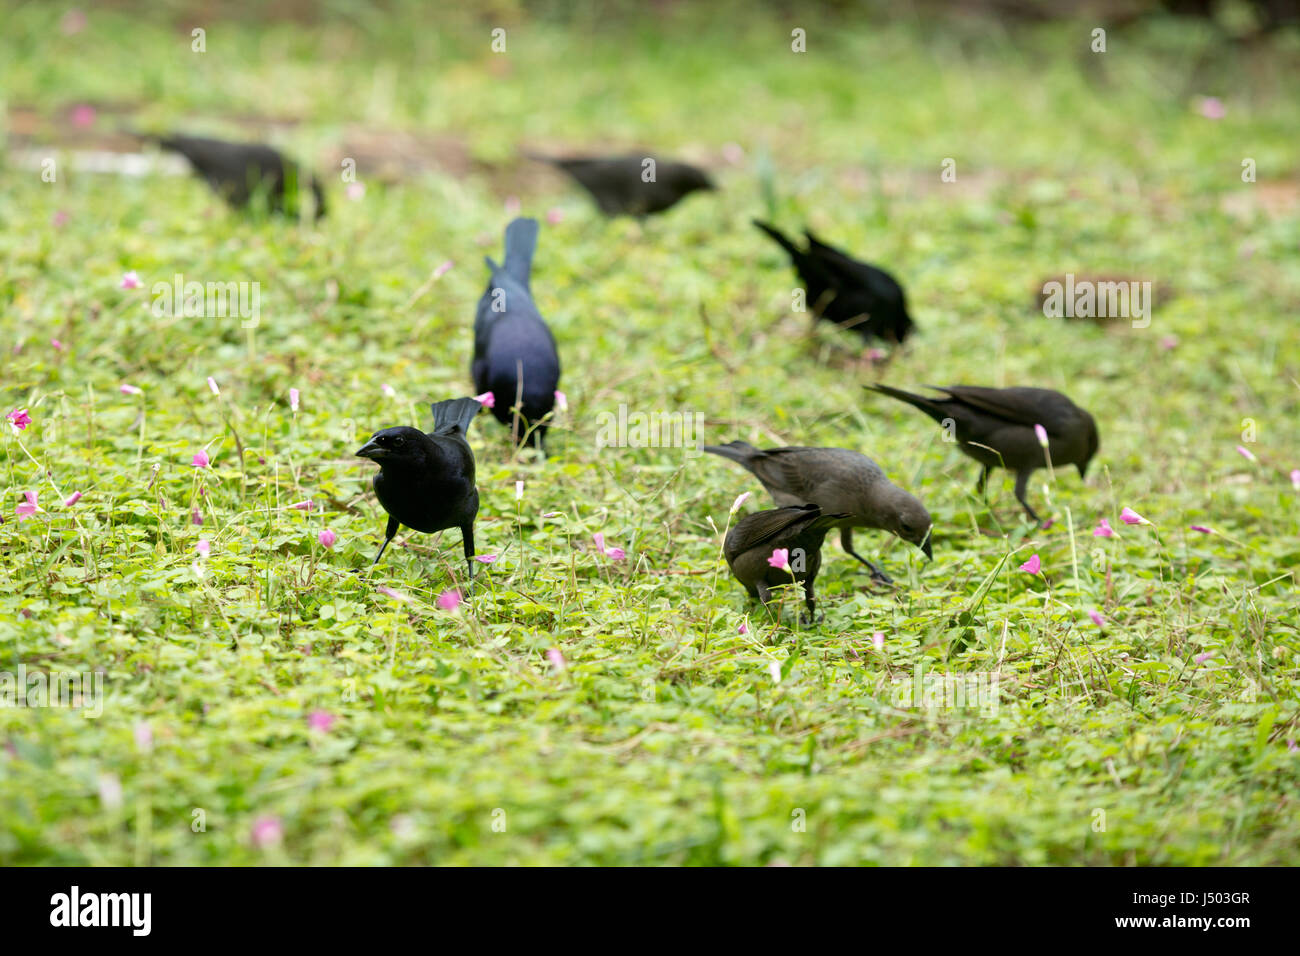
[128,130,325,219]
[867,384,1099,523]
[705,442,932,584]
[724,504,850,624]
[753,220,914,344]
[356,396,483,576]
[529,153,715,216]
[473,218,561,454]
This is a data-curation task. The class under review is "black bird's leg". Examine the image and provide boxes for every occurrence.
[975,466,990,499]
[1013,470,1041,523]
[800,578,821,627]
[841,527,893,585]
[461,523,477,585]
[373,515,400,565]
[755,582,775,615]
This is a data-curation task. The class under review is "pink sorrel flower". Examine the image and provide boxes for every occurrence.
[195,539,210,556]
[1120,507,1148,525]
[192,450,210,469]
[433,260,453,279]
[437,589,462,611]
[768,660,781,682]
[71,104,96,127]
[474,554,498,563]
[592,533,625,560]
[872,632,885,651]
[119,384,142,395]
[317,529,337,548]
[1194,652,1212,665]
[474,391,495,409]
[1197,96,1225,120]
[63,491,82,507]
[1019,554,1041,575]
[505,196,521,215]
[207,376,220,396]
[381,383,395,398]
[251,816,282,848]
[192,506,203,526]
[738,621,748,635]
[346,182,366,201]
[1034,424,1049,448]
[290,499,313,512]
[1291,469,1300,491]
[730,492,751,514]
[6,408,32,432]
[546,207,564,225]
[134,721,153,753]
[289,388,299,412]
[1159,335,1179,351]
[16,491,39,520]
[120,271,142,290]
[1093,518,1115,538]
[554,390,567,411]
[1087,609,1105,627]
[768,548,790,571]
[307,710,336,733]
[1235,445,1256,463]
[546,647,566,672]
[1189,525,1212,534]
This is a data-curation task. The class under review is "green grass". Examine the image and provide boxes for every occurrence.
[2,2,1298,865]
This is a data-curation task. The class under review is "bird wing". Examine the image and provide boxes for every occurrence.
[936,386,1057,428]
[728,505,821,554]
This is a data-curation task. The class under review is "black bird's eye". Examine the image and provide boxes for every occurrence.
[392,435,405,447]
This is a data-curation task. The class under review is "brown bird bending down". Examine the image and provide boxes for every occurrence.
[724,504,850,623]
[867,384,1099,523]
[705,442,932,584]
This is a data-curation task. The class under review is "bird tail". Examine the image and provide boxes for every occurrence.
[503,217,539,286]
[430,397,483,437]
[703,440,761,467]
[752,220,802,260]
[866,384,948,424]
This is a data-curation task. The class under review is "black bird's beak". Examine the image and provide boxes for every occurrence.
[1077,460,1090,479]
[356,440,384,461]
[920,528,933,561]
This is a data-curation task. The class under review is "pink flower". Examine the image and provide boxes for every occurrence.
[1235,445,1256,463]
[437,589,462,611]
[1291,469,1300,491]
[251,816,282,849]
[290,499,313,511]
[192,450,210,469]
[192,506,203,526]
[195,539,211,556]
[1093,518,1115,538]
[474,554,498,563]
[1040,518,1054,530]
[505,196,521,215]
[1194,652,1212,665]
[872,631,885,651]
[289,388,300,412]
[768,548,790,571]
[51,339,64,351]
[1189,525,1213,534]
[546,647,566,672]
[1160,335,1179,351]
[1288,740,1298,754]
[474,391,496,409]
[52,210,70,228]
[515,481,524,500]
[433,260,454,279]
[730,492,752,514]
[738,621,748,635]
[376,586,409,602]
[768,660,781,682]
[318,529,337,549]
[554,390,568,411]
[1119,507,1148,525]
[6,408,32,432]
[546,207,564,225]
[16,491,40,520]
[63,492,82,507]
[722,143,745,165]
[1019,554,1041,575]
[1087,609,1105,628]
[592,533,626,560]
[119,384,142,395]
[346,182,366,201]
[541,511,563,518]
[134,721,153,753]
[1034,424,1049,448]
[1197,96,1225,120]
[307,710,336,733]
[207,376,220,396]
[381,383,396,398]
[70,104,96,127]
[119,271,142,290]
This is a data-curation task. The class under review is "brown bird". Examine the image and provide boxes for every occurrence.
[705,442,932,584]
[724,504,849,623]
[867,384,1099,523]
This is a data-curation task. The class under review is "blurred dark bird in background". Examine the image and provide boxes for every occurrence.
[753,220,914,345]
[725,504,849,624]
[356,397,483,576]
[528,152,715,216]
[126,130,325,219]
[705,441,932,583]
[473,217,562,454]
[867,384,1099,523]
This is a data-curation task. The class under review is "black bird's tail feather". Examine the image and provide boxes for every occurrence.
[430,397,484,437]
[503,217,539,286]
[753,220,802,261]
[866,384,948,424]
[703,440,761,466]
